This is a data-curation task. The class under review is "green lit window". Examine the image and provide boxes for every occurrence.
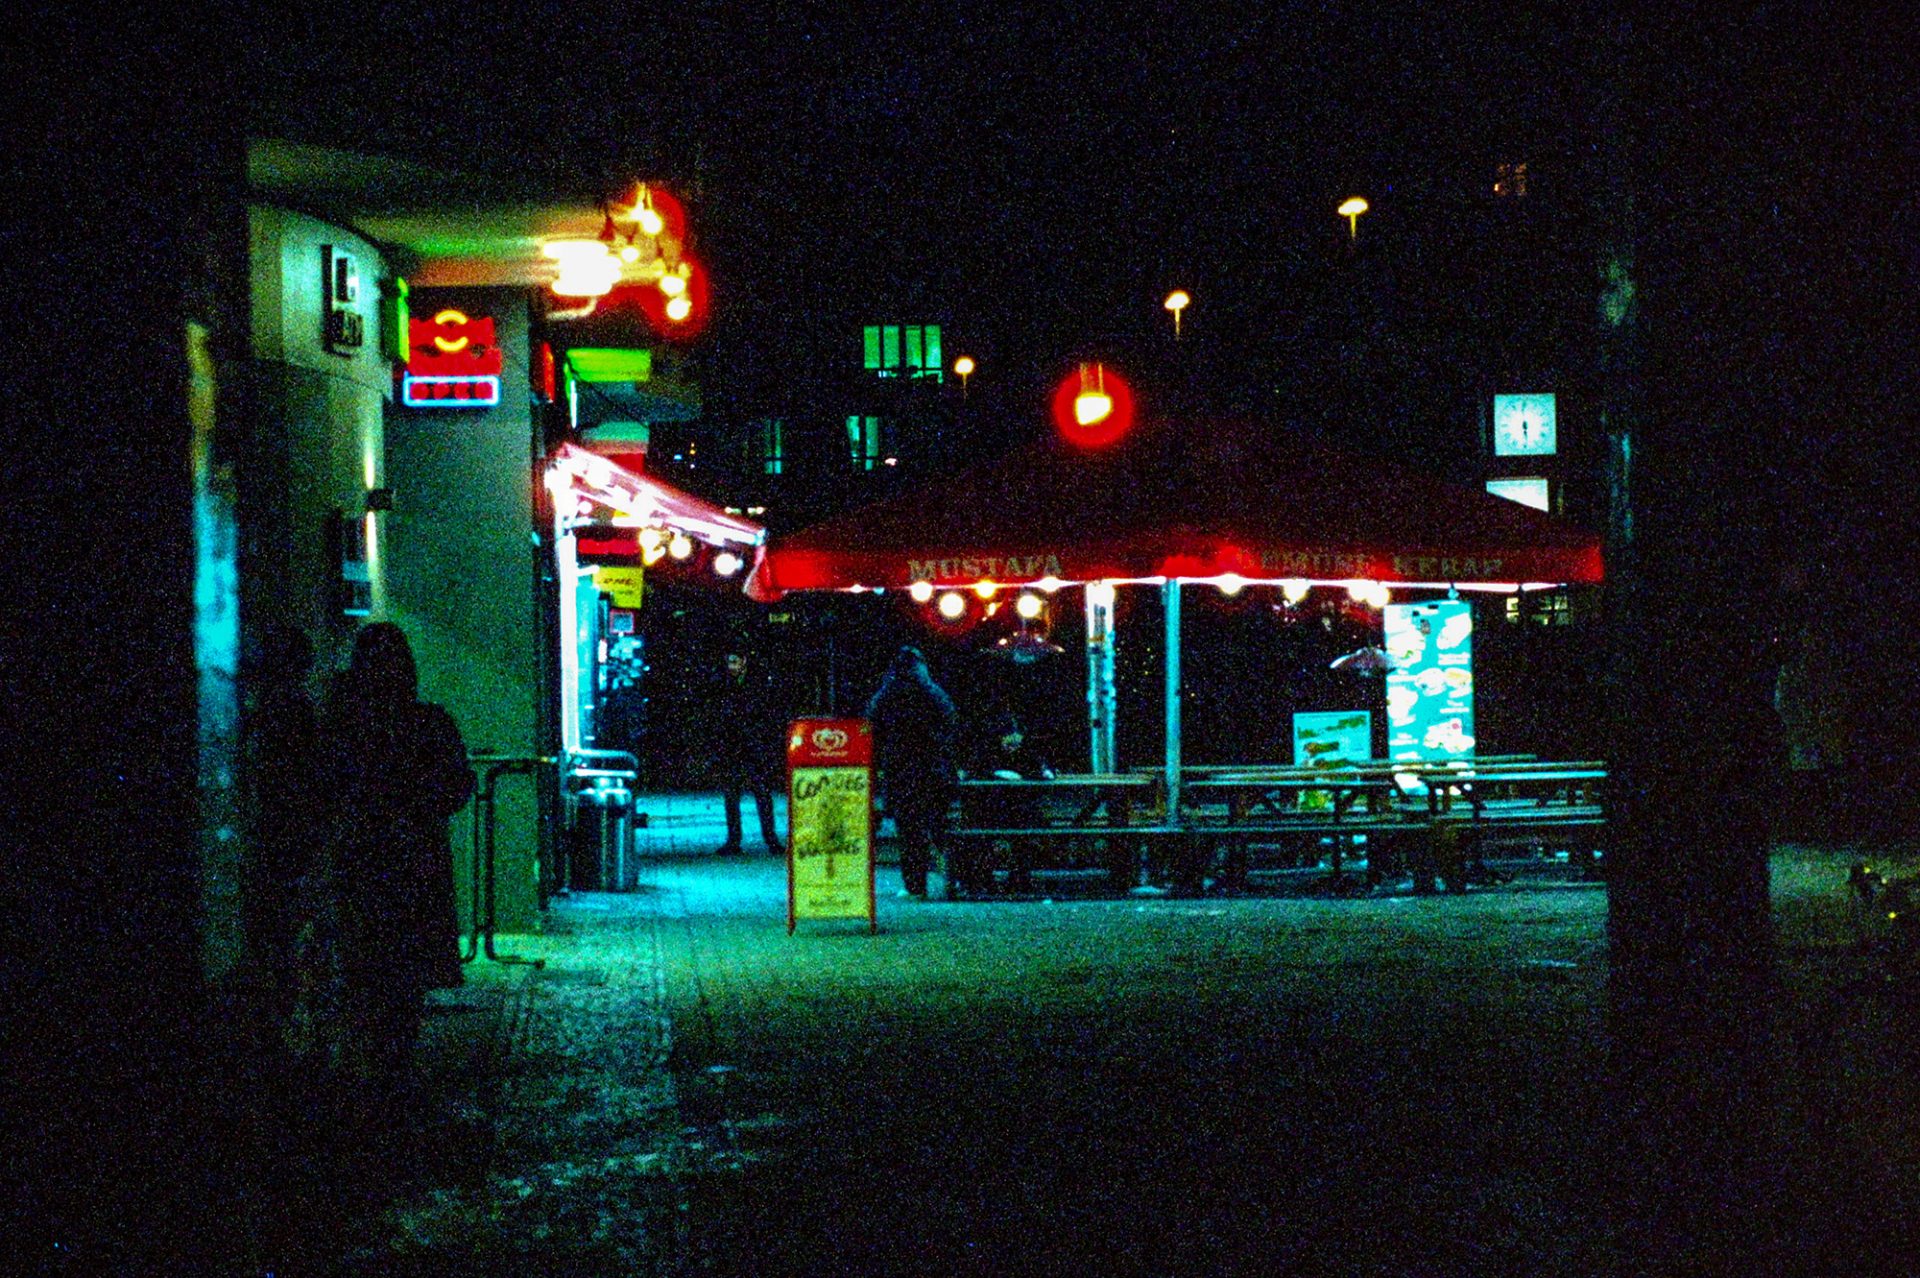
[846,415,882,470]
[755,418,785,476]
[881,326,901,370]
[905,326,922,370]
[924,325,941,376]
[863,327,881,370]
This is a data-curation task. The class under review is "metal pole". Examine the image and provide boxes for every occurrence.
[1163,579,1182,825]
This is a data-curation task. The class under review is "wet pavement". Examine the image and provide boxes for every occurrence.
[329,795,1920,1275]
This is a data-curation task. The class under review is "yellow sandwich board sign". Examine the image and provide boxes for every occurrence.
[786,719,876,933]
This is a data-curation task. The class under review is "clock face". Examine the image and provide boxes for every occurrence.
[1493,393,1557,457]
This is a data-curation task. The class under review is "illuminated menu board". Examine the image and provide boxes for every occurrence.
[1384,600,1475,761]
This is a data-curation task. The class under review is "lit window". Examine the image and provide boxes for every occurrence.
[924,325,941,376]
[754,418,785,476]
[905,326,922,371]
[846,415,883,470]
[1494,162,1528,199]
[863,326,881,370]
[881,326,900,370]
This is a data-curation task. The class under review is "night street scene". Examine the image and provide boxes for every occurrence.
[9,3,1919,1274]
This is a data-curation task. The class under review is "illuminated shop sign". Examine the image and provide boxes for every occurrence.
[1385,600,1476,762]
[403,308,503,408]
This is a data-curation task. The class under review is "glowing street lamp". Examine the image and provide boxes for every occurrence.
[953,355,975,394]
[1338,196,1369,240]
[1016,592,1045,620]
[1163,289,1190,339]
[937,591,967,620]
[908,580,935,604]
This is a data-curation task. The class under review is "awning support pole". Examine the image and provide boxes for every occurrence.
[1163,578,1182,827]
[1085,587,1117,774]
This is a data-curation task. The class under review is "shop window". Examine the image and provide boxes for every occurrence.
[1495,161,1529,199]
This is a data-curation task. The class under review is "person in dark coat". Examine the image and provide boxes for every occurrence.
[960,711,1055,897]
[317,622,473,1084]
[711,649,786,855]
[865,645,959,898]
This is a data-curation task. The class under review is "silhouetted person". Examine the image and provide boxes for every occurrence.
[958,711,1055,898]
[866,645,959,898]
[710,649,786,855]
[247,624,322,1025]
[317,622,473,1090]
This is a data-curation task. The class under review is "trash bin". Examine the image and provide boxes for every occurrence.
[593,778,634,890]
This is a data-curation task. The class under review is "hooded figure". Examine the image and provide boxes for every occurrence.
[865,645,959,898]
[317,622,473,1081]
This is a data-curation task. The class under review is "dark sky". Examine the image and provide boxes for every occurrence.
[237,3,1912,465]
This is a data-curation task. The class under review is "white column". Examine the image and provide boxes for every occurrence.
[1163,578,1182,825]
[1085,586,1117,773]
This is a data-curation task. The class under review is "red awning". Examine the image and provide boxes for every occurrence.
[551,442,763,553]
[749,421,1602,599]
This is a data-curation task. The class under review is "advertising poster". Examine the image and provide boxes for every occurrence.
[1292,709,1372,811]
[1292,711,1373,767]
[1385,600,1476,762]
[786,718,876,933]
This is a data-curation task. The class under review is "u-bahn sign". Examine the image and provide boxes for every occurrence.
[786,718,876,934]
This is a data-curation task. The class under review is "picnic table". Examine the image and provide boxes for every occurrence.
[944,758,1607,896]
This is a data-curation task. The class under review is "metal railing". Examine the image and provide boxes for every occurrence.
[464,754,557,966]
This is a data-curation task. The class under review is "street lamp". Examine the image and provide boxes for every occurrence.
[953,355,975,395]
[1338,196,1369,240]
[1163,289,1190,339]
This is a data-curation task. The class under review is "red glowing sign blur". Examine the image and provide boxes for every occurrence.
[1050,363,1135,448]
[408,309,502,377]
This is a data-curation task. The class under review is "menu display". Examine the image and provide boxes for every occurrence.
[1385,601,1475,761]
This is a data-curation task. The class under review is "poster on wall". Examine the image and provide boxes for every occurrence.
[786,718,876,934]
[1384,600,1476,761]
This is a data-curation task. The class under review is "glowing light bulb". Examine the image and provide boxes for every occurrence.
[658,272,687,298]
[1280,579,1311,605]
[1016,593,1044,620]
[664,294,692,322]
[974,580,999,600]
[937,591,967,619]
[908,580,934,604]
[1035,575,1064,594]
[1217,574,1246,597]
[1086,581,1117,609]
[954,356,975,377]
[668,532,693,560]
[713,551,743,577]
[620,244,641,263]
[1075,389,1114,426]
[1347,580,1373,603]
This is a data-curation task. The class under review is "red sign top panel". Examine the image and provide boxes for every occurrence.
[786,718,871,767]
[408,311,503,377]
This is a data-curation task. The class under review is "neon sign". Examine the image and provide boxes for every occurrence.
[403,308,503,408]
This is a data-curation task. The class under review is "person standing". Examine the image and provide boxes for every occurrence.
[316,623,473,1087]
[711,649,786,855]
[866,645,959,898]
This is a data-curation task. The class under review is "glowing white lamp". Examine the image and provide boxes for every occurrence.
[908,580,935,604]
[1016,593,1044,620]
[937,591,967,619]
[712,551,743,577]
